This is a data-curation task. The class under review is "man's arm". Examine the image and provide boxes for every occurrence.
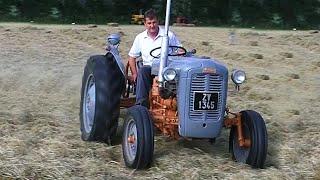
[168,31,185,55]
[169,31,182,47]
[128,34,141,83]
[128,56,138,83]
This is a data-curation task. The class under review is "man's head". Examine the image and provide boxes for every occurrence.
[144,9,159,35]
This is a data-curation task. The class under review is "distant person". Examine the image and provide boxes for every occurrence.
[128,9,182,107]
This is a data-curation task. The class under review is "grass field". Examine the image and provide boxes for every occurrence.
[0,23,319,179]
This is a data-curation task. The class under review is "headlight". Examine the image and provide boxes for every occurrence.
[107,33,120,45]
[231,69,246,84]
[163,68,177,81]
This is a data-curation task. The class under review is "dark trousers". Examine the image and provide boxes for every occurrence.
[136,66,153,107]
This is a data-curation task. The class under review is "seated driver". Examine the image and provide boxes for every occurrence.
[128,9,182,107]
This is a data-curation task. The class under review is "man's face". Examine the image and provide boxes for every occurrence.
[144,17,159,34]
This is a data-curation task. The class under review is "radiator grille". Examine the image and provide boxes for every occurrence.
[189,73,223,121]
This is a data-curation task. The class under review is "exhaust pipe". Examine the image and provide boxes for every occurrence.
[157,0,172,87]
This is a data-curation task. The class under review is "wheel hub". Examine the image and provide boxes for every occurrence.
[233,123,250,163]
[124,119,138,162]
[128,135,136,144]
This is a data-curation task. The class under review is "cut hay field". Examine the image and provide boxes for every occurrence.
[0,23,319,179]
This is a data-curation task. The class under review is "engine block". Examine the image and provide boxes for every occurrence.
[149,78,179,139]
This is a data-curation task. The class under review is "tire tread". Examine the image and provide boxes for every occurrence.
[122,105,154,169]
[80,54,125,144]
[230,110,268,168]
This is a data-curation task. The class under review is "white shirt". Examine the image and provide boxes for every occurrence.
[128,27,182,66]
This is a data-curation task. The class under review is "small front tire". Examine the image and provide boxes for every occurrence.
[229,110,268,168]
[122,105,154,169]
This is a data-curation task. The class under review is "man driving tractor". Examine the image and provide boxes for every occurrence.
[128,9,182,107]
[80,2,267,170]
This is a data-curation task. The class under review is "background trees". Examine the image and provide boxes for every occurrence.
[0,0,319,29]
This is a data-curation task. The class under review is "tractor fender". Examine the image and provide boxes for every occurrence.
[107,46,125,77]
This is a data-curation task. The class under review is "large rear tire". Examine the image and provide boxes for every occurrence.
[80,53,125,144]
[122,105,154,169]
[229,110,268,168]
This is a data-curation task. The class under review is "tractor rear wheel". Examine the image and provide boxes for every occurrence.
[80,53,125,144]
[122,105,154,169]
[229,110,268,168]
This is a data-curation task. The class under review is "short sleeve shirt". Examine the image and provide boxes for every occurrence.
[128,27,182,66]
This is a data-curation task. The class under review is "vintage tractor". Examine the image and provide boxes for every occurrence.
[79,0,268,169]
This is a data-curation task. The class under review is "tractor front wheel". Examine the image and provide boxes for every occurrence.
[229,110,268,168]
[122,105,154,169]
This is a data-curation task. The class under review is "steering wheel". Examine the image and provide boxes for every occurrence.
[150,46,187,58]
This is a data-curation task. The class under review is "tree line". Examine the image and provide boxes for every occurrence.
[0,0,319,29]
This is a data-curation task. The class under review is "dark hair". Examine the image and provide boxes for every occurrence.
[144,9,158,20]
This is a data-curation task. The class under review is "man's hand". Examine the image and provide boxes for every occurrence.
[129,73,137,84]
[128,56,138,84]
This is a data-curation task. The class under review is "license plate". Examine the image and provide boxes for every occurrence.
[193,92,218,111]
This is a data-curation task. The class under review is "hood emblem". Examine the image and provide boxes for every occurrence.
[203,67,216,74]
